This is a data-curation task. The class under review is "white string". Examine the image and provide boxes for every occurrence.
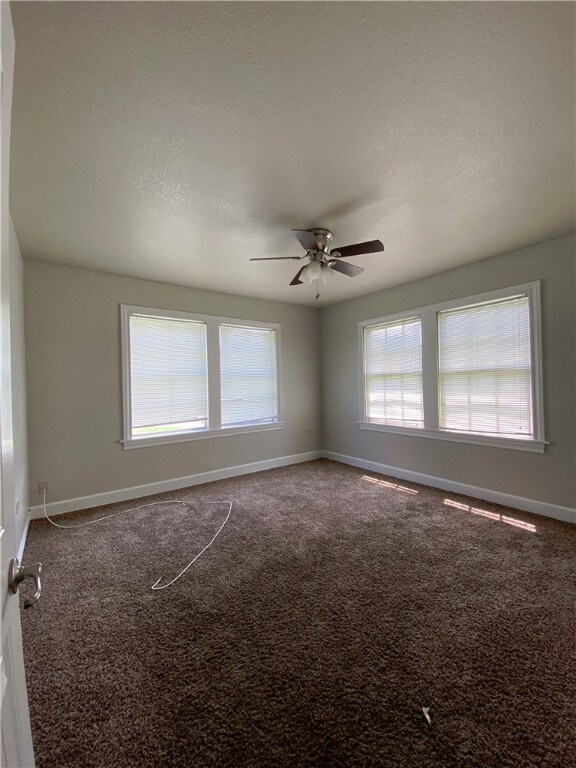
[41,489,233,590]
[151,501,232,590]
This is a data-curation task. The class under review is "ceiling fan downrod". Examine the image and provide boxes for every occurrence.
[307,228,333,254]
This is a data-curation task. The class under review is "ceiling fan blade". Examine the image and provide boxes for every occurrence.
[329,260,364,277]
[291,229,320,251]
[330,239,384,258]
[290,266,307,285]
[249,256,302,261]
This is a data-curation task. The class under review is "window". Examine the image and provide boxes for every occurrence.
[363,316,424,428]
[220,324,278,428]
[121,306,281,447]
[129,314,208,438]
[438,296,532,437]
[359,283,545,452]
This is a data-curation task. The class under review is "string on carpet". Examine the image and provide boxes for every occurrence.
[41,488,233,590]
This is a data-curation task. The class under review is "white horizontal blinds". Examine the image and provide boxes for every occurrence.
[364,317,424,428]
[220,324,278,427]
[129,314,208,437]
[438,295,533,437]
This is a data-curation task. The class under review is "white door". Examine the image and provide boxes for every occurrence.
[0,3,36,766]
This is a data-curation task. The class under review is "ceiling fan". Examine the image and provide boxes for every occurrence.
[250,228,385,299]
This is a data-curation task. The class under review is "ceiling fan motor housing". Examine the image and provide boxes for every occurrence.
[309,228,333,257]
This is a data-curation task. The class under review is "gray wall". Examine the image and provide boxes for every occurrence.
[320,234,576,509]
[23,234,576,510]
[24,263,321,503]
[9,219,29,549]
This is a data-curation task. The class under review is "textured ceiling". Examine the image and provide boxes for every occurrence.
[10,2,575,306]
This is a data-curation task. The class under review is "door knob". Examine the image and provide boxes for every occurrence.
[8,558,43,609]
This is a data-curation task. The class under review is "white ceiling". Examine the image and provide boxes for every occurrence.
[10,2,575,307]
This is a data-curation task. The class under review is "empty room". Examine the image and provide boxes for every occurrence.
[1,2,574,767]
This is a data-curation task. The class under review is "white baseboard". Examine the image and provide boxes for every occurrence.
[29,451,322,520]
[27,448,574,526]
[322,451,575,524]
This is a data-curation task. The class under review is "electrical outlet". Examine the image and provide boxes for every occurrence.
[38,481,49,495]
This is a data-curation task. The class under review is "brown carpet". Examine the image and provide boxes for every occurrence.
[21,459,575,767]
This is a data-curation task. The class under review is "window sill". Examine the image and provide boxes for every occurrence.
[359,422,547,453]
[122,422,284,450]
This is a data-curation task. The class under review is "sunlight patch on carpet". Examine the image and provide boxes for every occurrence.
[361,475,419,494]
[443,498,537,533]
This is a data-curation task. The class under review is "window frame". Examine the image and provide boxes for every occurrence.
[358,282,546,453]
[121,305,283,449]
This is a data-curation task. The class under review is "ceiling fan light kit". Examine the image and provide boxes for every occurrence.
[303,259,331,284]
[250,228,384,300]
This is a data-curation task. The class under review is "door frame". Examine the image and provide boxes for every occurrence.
[1,2,36,765]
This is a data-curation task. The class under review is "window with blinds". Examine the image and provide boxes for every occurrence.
[359,282,543,451]
[363,316,424,428]
[438,295,533,438]
[122,306,281,445]
[220,325,278,427]
[129,314,208,438]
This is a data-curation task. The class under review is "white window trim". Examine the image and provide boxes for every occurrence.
[358,282,546,453]
[121,305,283,449]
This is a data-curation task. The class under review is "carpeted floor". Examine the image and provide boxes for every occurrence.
[21,459,575,767]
